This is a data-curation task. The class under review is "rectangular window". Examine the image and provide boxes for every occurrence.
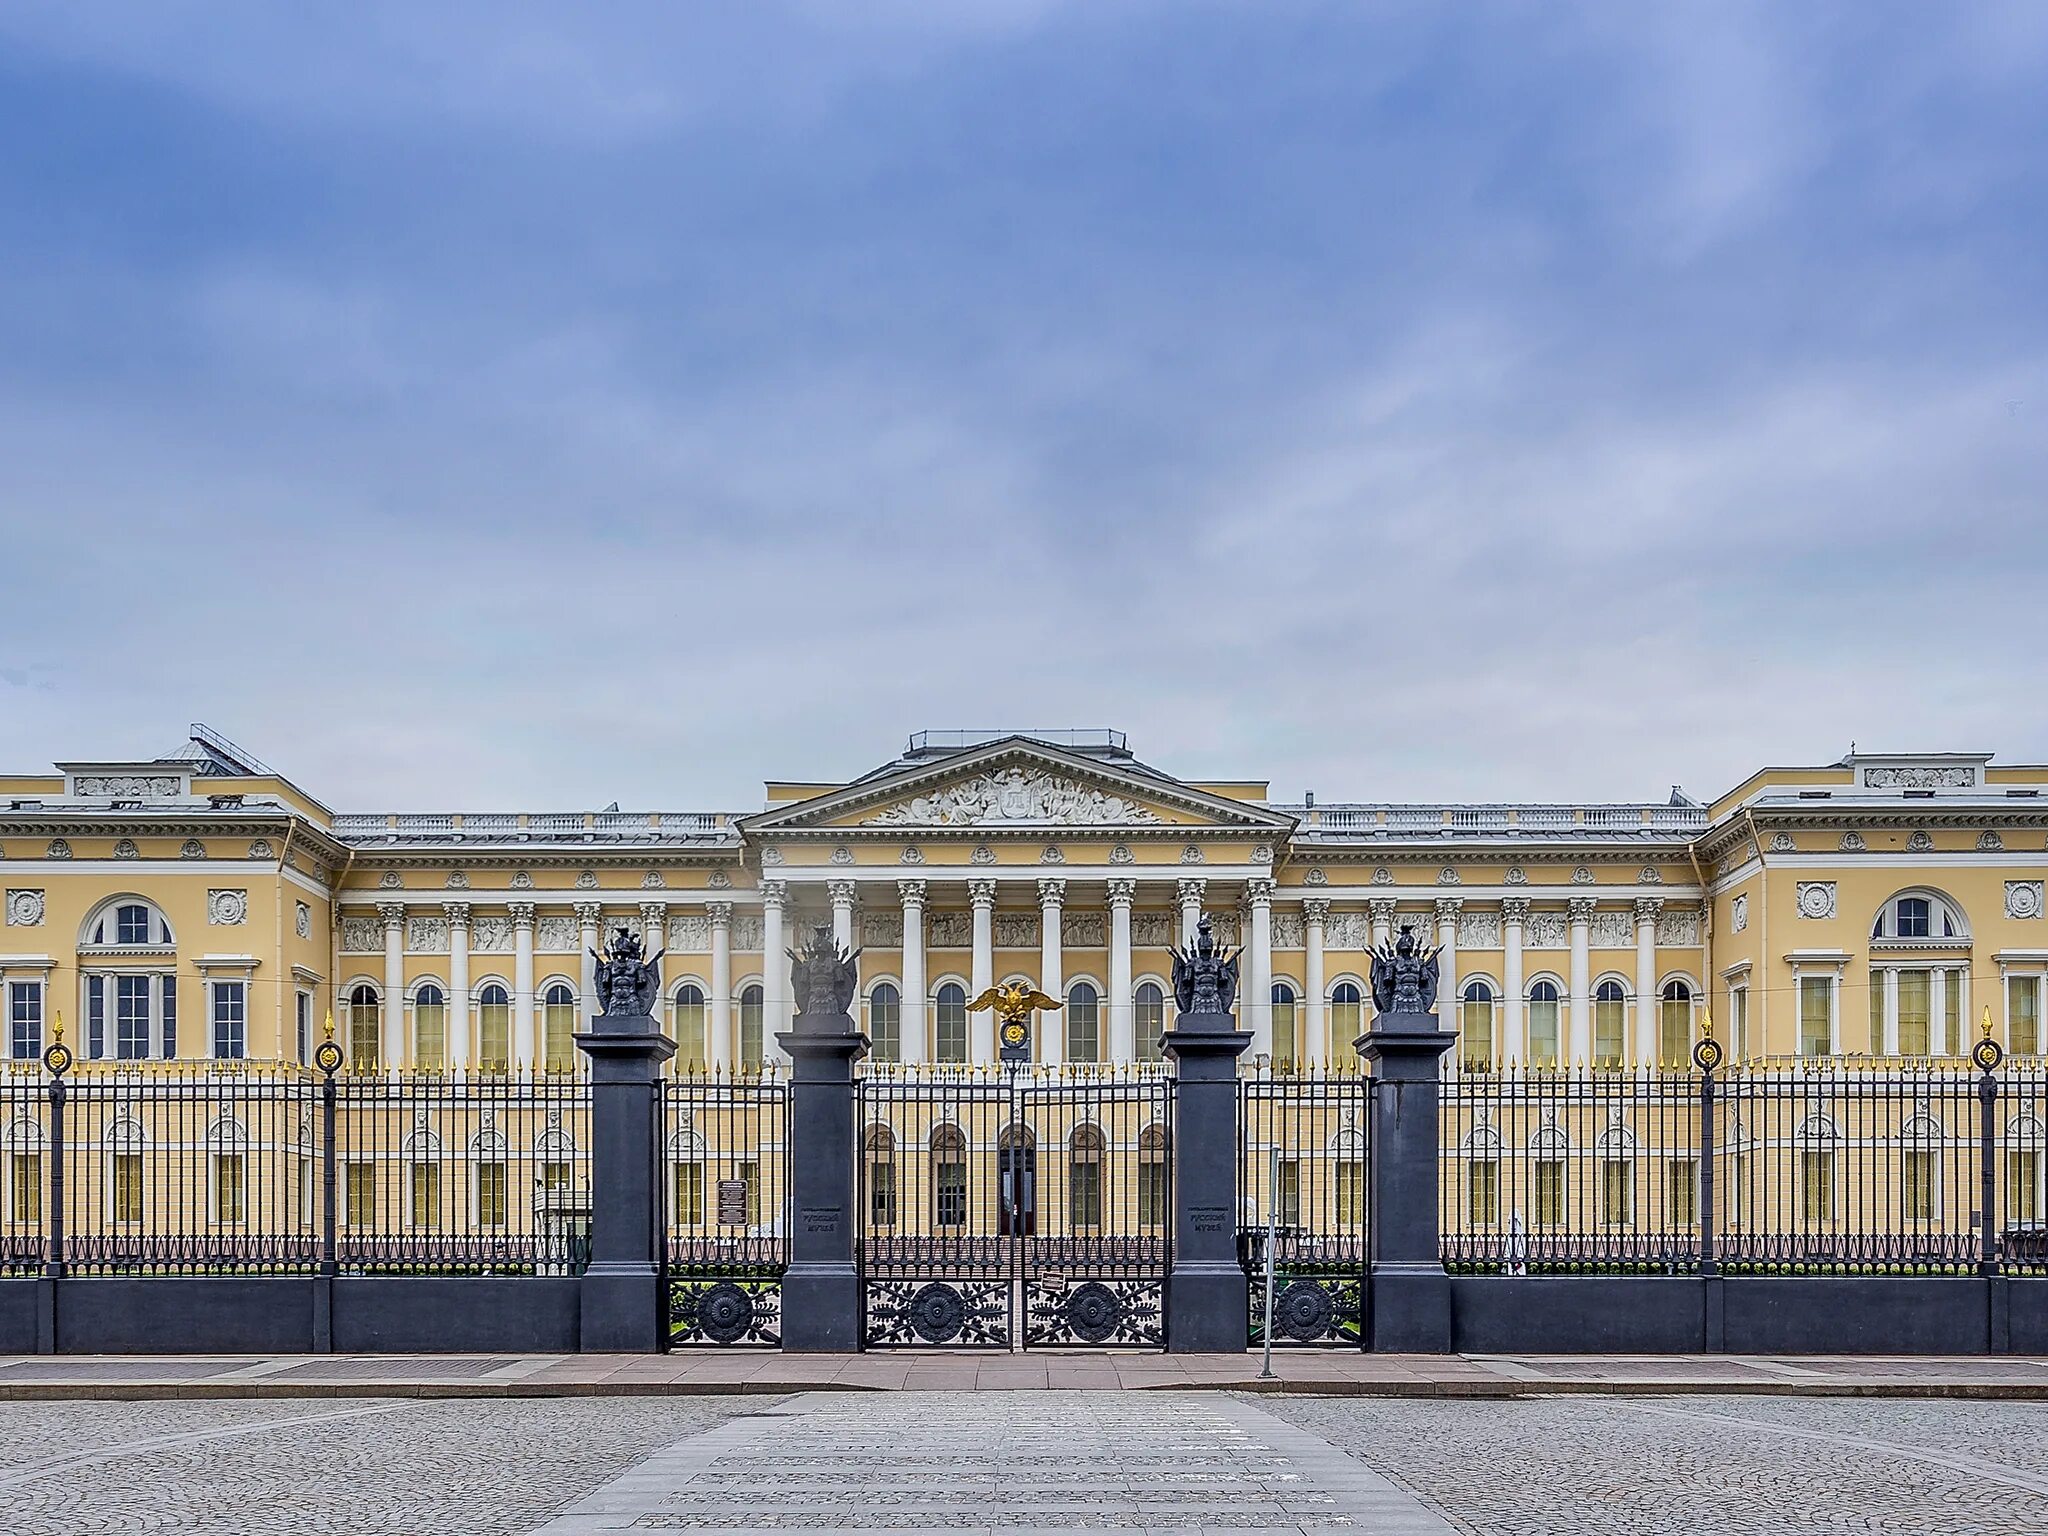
[1272,996,1297,1073]
[1903,1149,1936,1223]
[1799,1150,1834,1224]
[410,1163,440,1228]
[1798,977,1833,1056]
[10,1153,41,1223]
[738,995,764,1073]
[1461,998,1493,1074]
[161,972,176,1057]
[934,1159,967,1228]
[88,974,105,1059]
[345,1162,376,1229]
[1138,1161,1167,1227]
[1468,1160,1499,1226]
[1868,968,1884,1053]
[1331,998,1363,1072]
[674,1162,705,1225]
[1728,986,1747,1060]
[112,1153,143,1224]
[296,990,312,1063]
[116,974,151,1060]
[867,991,899,1064]
[867,1161,896,1228]
[1666,1158,1698,1229]
[476,1161,508,1227]
[2012,976,2042,1057]
[1068,1161,1102,1230]
[210,980,247,1060]
[1135,990,1165,1065]
[1658,996,1691,1069]
[541,1161,573,1196]
[1600,1160,1633,1226]
[8,981,42,1059]
[212,1153,246,1224]
[1276,1158,1301,1226]
[2010,1151,2043,1223]
[1335,1160,1366,1227]
[1594,998,1625,1070]
[1067,996,1101,1064]
[1897,969,1930,1057]
[1534,1160,1565,1226]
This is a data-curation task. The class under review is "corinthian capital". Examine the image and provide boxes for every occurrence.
[827,879,858,906]
[1037,878,1067,908]
[377,902,406,927]
[897,878,927,906]
[1302,897,1330,924]
[968,878,998,906]
[1566,896,1597,924]
[1105,878,1137,906]
[1634,896,1664,924]
[573,901,602,925]
[759,878,787,908]
[508,901,537,927]
[1244,877,1275,906]
[1501,897,1531,924]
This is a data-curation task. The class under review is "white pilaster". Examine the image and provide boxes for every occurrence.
[378,902,405,1071]
[1108,879,1136,1063]
[969,879,997,1062]
[1501,898,1527,1065]
[1434,897,1461,1025]
[1302,898,1328,1066]
[1567,898,1594,1068]
[1930,965,1948,1058]
[761,880,787,1067]
[708,900,733,1070]
[1039,878,1066,1060]
[445,902,471,1069]
[575,902,601,1020]
[828,880,857,954]
[1177,878,1205,946]
[1368,898,1396,949]
[1634,897,1661,1066]
[1247,878,1275,1057]
[510,901,537,1070]
[898,880,927,1065]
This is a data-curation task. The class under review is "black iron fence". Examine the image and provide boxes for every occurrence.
[663,1073,788,1347]
[1237,1071,1370,1346]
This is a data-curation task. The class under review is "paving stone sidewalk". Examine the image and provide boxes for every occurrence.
[1,1349,2046,1398]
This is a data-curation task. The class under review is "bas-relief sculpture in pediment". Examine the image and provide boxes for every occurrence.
[859,766,1168,829]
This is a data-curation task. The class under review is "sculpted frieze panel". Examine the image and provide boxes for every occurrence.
[1525,911,1568,948]
[1325,911,1372,950]
[75,774,179,798]
[994,913,1040,949]
[1864,765,1973,789]
[1130,912,1172,948]
[670,914,712,953]
[1457,911,1501,948]
[1656,907,1702,946]
[472,917,514,953]
[1062,911,1105,948]
[535,916,579,952]
[407,916,449,952]
[340,917,380,953]
[929,911,971,948]
[862,912,904,948]
[732,915,764,952]
[864,767,1164,827]
[1270,912,1304,949]
[1590,911,1633,948]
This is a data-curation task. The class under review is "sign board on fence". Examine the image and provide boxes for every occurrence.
[716,1179,749,1226]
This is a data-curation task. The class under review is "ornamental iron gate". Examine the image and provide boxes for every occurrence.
[1238,1072,1371,1347]
[858,1067,1173,1349]
[662,1075,789,1347]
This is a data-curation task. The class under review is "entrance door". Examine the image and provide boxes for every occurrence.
[998,1128,1036,1236]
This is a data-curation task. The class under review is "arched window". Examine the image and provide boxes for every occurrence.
[1271,983,1298,1073]
[477,982,510,1073]
[86,899,173,947]
[1596,1126,1635,1226]
[1463,1125,1501,1227]
[1134,981,1165,1064]
[471,1127,510,1227]
[107,1114,145,1224]
[865,1125,898,1228]
[1659,979,1693,1067]
[668,1127,708,1226]
[934,983,967,1064]
[542,982,577,1073]
[868,983,901,1064]
[1138,1124,1169,1226]
[1334,1127,1367,1228]
[1068,1124,1105,1230]
[348,984,381,1072]
[1066,981,1099,1064]
[1331,981,1363,1070]
[930,1125,967,1229]
[1900,1114,1942,1223]
[1872,891,1968,942]
[82,898,176,1063]
[672,982,706,1070]
[1531,1125,1569,1226]
[1797,1114,1838,1225]
[1460,980,1494,1073]
[1594,979,1627,1069]
[413,983,446,1072]
[738,984,764,1072]
[1528,980,1561,1070]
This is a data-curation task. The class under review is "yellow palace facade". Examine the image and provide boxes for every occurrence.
[2,724,2045,1079]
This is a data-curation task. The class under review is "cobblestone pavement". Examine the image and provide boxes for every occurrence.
[0,1396,753,1535]
[1263,1393,2048,1535]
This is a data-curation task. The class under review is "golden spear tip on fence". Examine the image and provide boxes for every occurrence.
[322,1009,335,1042]
[50,1011,62,1045]
[1983,1005,1996,1040]
[1699,1007,1714,1041]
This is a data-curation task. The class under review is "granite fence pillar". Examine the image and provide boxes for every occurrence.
[1163,1004,1253,1352]
[575,1006,676,1351]
[1361,1006,1456,1352]
[776,990,869,1351]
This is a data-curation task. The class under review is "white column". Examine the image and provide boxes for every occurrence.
[1108,879,1136,1063]
[761,881,787,1067]
[1039,878,1066,1061]
[378,902,405,1070]
[1303,898,1328,1065]
[1930,966,1949,1058]
[445,902,471,1069]
[969,879,996,1062]
[575,902,601,1016]
[641,901,668,1032]
[1247,878,1274,1057]
[1501,898,1527,1065]
[898,880,926,1065]
[1567,897,1594,1067]
[1434,897,1461,1022]
[828,880,857,954]
[1177,878,1205,946]
[1634,897,1661,1066]
[1368,897,1395,949]
[708,900,733,1070]
[510,901,536,1069]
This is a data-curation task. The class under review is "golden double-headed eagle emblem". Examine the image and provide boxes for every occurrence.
[968,980,1060,1053]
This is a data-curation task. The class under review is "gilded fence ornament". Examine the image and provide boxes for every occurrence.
[1368,923,1440,1015]
[593,927,664,1017]
[42,1009,71,1077]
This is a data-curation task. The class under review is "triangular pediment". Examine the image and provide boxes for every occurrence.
[741,738,1294,835]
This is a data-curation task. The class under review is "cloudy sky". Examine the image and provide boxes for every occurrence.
[2,2,2044,812]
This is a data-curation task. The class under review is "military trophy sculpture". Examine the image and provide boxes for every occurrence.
[778,924,868,1351]
[968,980,1061,1069]
[1169,915,1241,1018]
[591,927,663,1020]
[1367,924,1440,1020]
[788,924,860,1028]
